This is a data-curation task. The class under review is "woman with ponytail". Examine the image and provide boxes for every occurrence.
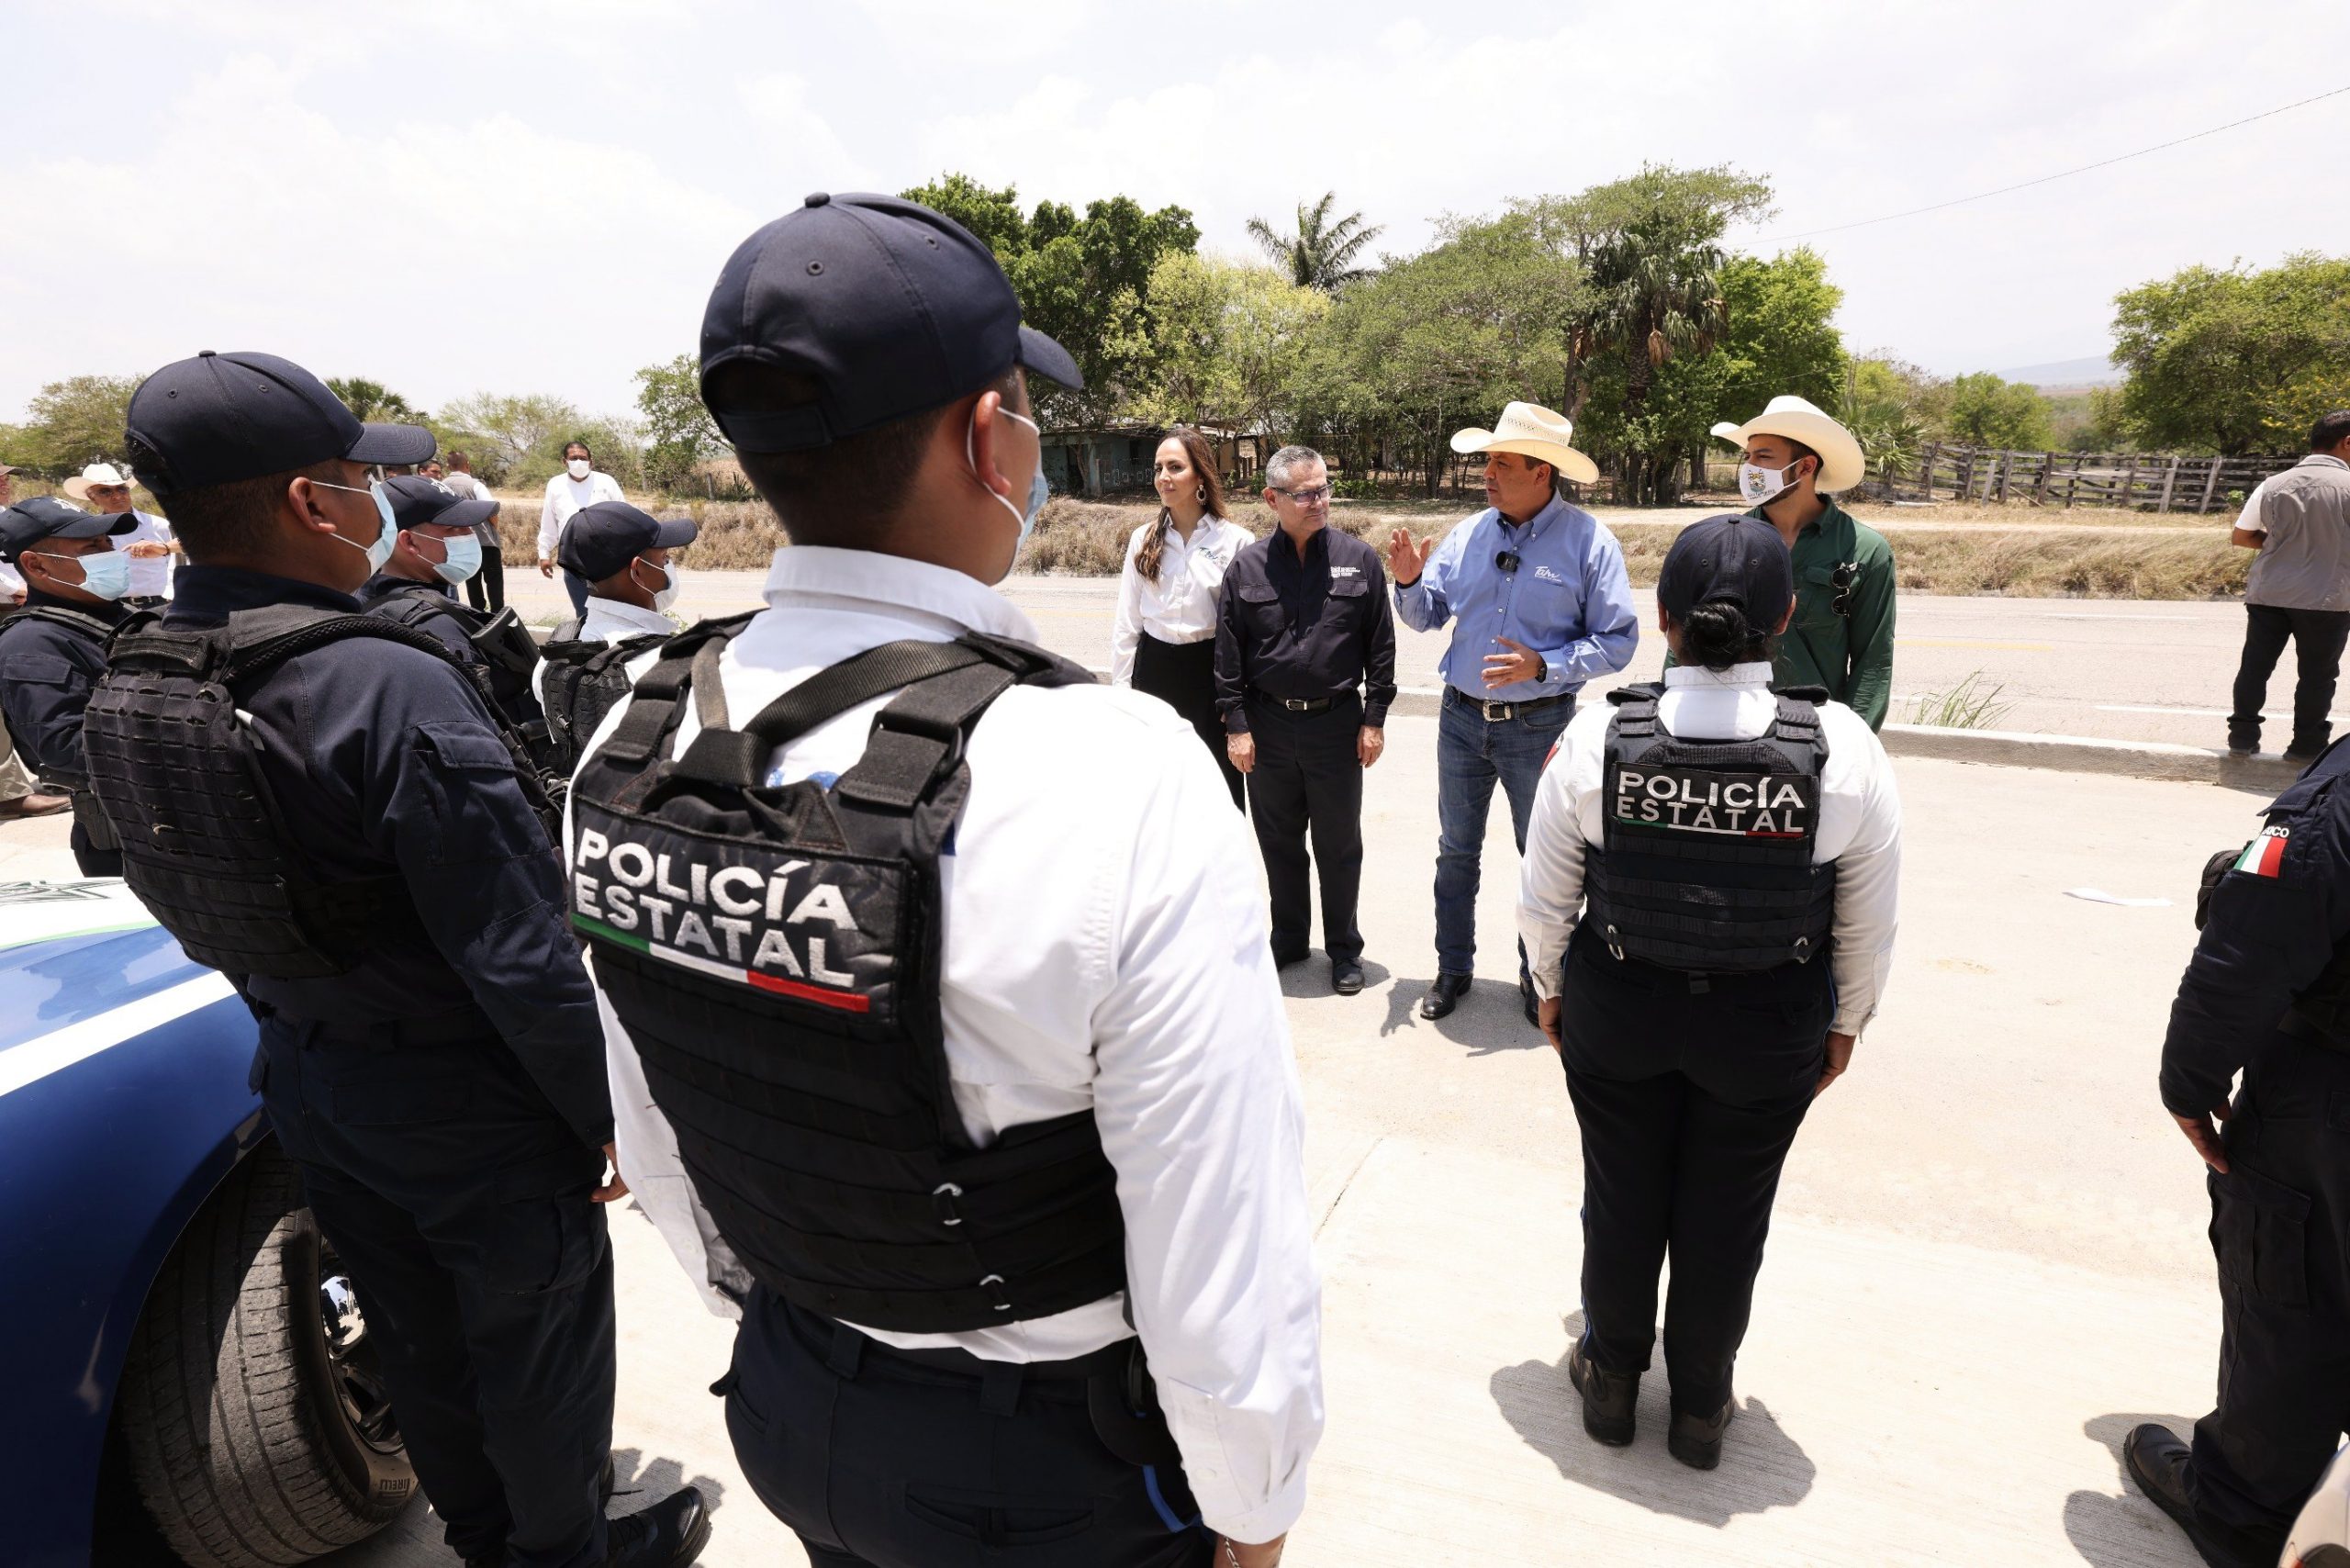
[1516,515,1903,1474]
[1111,426,1250,806]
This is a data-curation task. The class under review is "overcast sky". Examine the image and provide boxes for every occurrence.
[6,0,2344,426]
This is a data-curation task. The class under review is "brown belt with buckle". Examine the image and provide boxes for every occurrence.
[1448,687,1571,722]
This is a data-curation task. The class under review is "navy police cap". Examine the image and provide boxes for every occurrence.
[1656,514,1795,628]
[557,500,698,584]
[124,351,438,496]
[381,475,498,532]
[0,497,139,562]
[699,191,1083,454]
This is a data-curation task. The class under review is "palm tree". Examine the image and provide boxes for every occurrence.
[1247,193,1383,292]
[1570,212,1728,503]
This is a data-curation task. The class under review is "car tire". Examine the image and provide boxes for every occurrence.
[114,1144,418,1567]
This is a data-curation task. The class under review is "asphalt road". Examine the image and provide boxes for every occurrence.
[506,565,2294,753]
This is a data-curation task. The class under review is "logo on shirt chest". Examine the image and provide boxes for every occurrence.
[1329,565,1360,579]
[1533,565,1566,585]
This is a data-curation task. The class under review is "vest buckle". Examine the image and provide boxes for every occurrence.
[979,1273,1013,1313]
[1606,924,1626,963]
[1793,935,1812,963]
[932,1182,965,1226]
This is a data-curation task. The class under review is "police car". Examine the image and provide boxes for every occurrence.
[1,880,414,1568]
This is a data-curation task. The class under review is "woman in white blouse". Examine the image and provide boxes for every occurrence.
[1112,426,1249,806]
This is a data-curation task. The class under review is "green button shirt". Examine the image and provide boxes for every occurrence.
[1755,498,1897,730]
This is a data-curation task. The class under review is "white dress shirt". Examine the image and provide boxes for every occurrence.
[1110,513,1249,685]
[114,510,173,599]
[532,594,675,714]
[1517,662,1902,1036]
[579,545,1324,1543]
[537,470,627,562]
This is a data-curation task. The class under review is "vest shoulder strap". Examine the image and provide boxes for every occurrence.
[1606,682,1665,707]
[1607,687,1661,741]
[6,603,121,643]
[1769,693,1831,766]
[367,584,478,631]
[548,617,585,644]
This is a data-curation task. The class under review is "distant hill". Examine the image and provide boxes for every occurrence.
[1997,355,2123,389]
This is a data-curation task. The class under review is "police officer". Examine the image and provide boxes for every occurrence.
[358,473,551,741]
[535,502,695,773]
[578,193,1322,1568]
[1214,444,1396,996]
[2124,722,2350,1566]
[0,496,139,871]
[83,352,709,1568]
[1517,515,1901,1471]
[1385,403,1639,1025]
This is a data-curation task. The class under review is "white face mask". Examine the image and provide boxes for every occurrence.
[1738,459,1803,507]
[629,556,679,613]
[966,408,1046,583]
[566,458,592,481]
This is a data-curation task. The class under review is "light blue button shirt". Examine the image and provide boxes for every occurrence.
[1393,494,1639,701]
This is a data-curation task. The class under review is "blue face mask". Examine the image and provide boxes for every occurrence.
[313,479,398,573]
[35,547,131,600]
[431,532,483,584]
[968,408,1048,569]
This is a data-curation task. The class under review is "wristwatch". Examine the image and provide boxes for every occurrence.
[1534,655,1548,684]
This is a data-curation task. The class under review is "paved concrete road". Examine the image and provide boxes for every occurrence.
[502,566,2299,754]
[0,723,2257,1565]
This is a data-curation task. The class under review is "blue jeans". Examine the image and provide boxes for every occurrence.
[1434,689,1574,977]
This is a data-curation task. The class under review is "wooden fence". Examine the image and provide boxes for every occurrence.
[1870,443,2303,513]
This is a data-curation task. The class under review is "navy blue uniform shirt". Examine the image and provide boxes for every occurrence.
[2162,741,2350,1117]
[0,590,130,869]
[166,565,610,1148]
[1213,525,1397,734]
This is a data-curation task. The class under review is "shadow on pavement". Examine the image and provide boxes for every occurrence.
[2063,1414,2207,1568]
[608,1446,731,1523]
[1371,974,1548,1055]
[1489,1321,1817,1527]
[1274,951,1393,1001]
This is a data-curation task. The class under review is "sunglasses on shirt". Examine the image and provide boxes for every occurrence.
[1830,560,1859,617]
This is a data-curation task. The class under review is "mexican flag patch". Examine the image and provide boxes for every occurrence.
[2233,826,2289,878]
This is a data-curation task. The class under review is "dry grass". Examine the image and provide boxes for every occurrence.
[1607,522,2250,599]
[490,495,782,571]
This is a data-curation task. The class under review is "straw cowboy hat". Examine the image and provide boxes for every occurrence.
[1709,396,1867,494]
[1450,402,1599,487]
[61,462,135,502]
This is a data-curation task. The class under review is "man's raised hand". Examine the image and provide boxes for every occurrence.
[1385,528,1431,587]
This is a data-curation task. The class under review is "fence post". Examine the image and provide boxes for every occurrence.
[2158,454,2181,512]
[2031,452,2054,506]
[2121,453,2141,510]
[1919,442,1938,501]
[2197,455,2224,514]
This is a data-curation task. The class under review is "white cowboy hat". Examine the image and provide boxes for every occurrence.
[61,462,134,502]
[1449,401,1600,487]
[1710,396,1866,494]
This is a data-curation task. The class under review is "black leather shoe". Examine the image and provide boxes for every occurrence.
[2123,1423,2228,1562]
[1418,972,1472,1020]
[1332,959,1365,995]
[2285,744,2327,764]
[602,1486,711,1567]
[1566,1339,1637,1446]
[1668,1397,1735,1470]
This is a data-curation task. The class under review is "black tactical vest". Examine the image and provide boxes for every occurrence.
[570,622,1130,1333]
[0,603,126,853]
[538,618,670,774]
[365,584,556,765]
[1582,684,1837,972]
[83,605,561,980]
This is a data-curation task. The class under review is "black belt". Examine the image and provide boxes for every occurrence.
[1446,686,1572,722]
[1249,691,1337,713]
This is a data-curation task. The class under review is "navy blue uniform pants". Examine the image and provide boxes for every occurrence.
[1558,932,1830,1416]
[1243,695,1364,964]
[258,1019,616,1568]
[2230,603,2350,755]
[724,1290,1214,1567]
[2184,1029,2350,1568]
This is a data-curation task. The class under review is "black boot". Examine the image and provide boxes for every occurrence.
[602,1486,712,1567]
[2124,1424,2243,1568]
[1419,972,1472,1019]
[1668,1396,1735,1470]
[1566,1339,1638,1446]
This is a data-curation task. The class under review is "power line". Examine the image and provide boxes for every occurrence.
[1761,83,2350,242]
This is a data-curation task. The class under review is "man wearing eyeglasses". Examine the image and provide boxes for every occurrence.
[1707,397,1896,732]
[1216,445,1397,996]
[1387,403,1639,1026]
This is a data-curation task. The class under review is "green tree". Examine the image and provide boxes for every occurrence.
[325,377,429,424]
[1245,193,1384,292]
[438,392,583,482]
[1839,357,1944,483]
[16,375,142,473]
[1944,372,2055,450]
[1120,254,1328,442]
[2111,252,2350,454]
[634,353,728,492]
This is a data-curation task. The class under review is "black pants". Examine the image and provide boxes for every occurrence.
[258,1019,617,1568]
[1134,633,1244,809]
[464,545,507,612]
[1244,694,1364,964]
[1559,932,1830,1416]
[724,1290,1214,1567]
[2182,1028,2350,1568]
[2230,604,2350,754]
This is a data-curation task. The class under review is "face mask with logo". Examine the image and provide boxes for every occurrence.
[313,480,398,572]
[1738,459,1804,507]
[567,458,592,481]
[629,556,680,613]
[968,408,1047,572]
[34,548,132,600]
[431,532,483,584]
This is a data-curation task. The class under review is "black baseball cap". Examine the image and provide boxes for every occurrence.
[556,501,698,583]
[699,192,1082,454]
[123,351,438,496]
[1657,514,1794,626]
[0,497,139,562]
[382,475,498,532]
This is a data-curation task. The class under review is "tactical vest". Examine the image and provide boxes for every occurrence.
[570,622,1129,1333]
[538,618,669,774]
[365,585,557,767]
[0,602,128,852]
[82,605,561,980]
[1582,684,1837,972]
